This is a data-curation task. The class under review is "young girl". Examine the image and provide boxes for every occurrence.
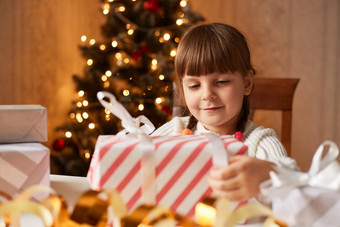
[151,23,297,202]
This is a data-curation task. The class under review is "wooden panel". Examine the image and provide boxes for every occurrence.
[0,0,105,147]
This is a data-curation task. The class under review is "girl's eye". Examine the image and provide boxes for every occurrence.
[188,84,200,89]
[216,80,230,85]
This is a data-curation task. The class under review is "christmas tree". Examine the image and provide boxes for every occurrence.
[51,0,204,176]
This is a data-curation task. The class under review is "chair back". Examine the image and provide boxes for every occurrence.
[249,77,299,156]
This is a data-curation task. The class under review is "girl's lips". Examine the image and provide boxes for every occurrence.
[202,106,222,111]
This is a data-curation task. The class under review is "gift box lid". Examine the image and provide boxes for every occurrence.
[0,105,47,143]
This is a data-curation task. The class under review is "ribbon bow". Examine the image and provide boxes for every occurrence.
[97,91,155,135]
[261,140,340,197]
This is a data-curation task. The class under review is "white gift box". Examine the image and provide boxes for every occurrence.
[0,105,47,143]
[261,141,340,227]
[0,143,50,198]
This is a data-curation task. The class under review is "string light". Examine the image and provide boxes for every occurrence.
[147,85,152,90]
[84,150,91,160]
[77,102,82,107]
[89,39,96,45]
[124,58,130,64]
[170,49,177,57]
[104,81,110,88]
[174,37,180,43]
[105,108,111,114]
[100,44,106,50]
[88,123,95,129]
[151,59,158,70]
[127,29,134,35]
[101,75,108,81]
[87,59,93,66]
[159,75,165,80]
[105,70,112,77]
[82,112,89,119]
[115,52,122,60]
[70,113,75,119]
[82,100,88,106]
[155,97,163,104]
[163,33,171,41]
[138,104,144,111]
[123,89,130,96]
[176,19,183,26]
[111,40,118,47]
[78,90,85,97]
[180,0,187,7]
[116,6,125,12]
[81,35,87,42]
[65,131,72,138]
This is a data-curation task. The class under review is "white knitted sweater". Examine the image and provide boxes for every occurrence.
[151,116,297,170]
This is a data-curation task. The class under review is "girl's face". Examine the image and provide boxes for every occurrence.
[182,71,252,135]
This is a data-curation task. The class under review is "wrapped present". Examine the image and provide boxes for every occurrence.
[260,140,340,227]
[0,143,50,199]
[87,92,248,217]
[0,105,47,143]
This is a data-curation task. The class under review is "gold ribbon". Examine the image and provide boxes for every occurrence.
[0,185,287,227]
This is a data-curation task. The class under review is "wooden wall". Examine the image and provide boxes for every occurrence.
[0,0,339,171]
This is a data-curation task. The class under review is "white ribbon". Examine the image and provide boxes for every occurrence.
[97,91,155,135]
[97,91,157,204]
[204,133,228,168]
[261,140,340,198]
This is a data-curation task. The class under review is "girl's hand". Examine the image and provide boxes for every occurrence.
[207,156,274,201]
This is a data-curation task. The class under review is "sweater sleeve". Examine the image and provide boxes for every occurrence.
[243,121,299,171]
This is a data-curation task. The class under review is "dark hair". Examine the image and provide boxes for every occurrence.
[174,23,255,132]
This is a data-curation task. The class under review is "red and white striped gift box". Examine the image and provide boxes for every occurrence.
[87,134,248,217]
[0,143,50,199]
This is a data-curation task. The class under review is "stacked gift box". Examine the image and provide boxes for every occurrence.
[0,105,50,199]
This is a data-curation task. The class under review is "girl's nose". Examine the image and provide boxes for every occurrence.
[202,85,216,101]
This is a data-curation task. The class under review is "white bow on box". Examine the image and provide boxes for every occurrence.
[261,140,340,197]
[97,91,155,135]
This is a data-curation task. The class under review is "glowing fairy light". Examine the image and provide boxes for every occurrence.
[77,102,82,107]
[127,29,134,35]
[87,59,93,66]
[116,6,125,12]
[84,150,91,159]
[138,104,144,111]
[124,58,129,64]
[111,40,118,47]
[81,35,87,42]
[170,49,177,57]
[89,39,96,45]
[155,97,163,104]
[180,0,187,7]
[65,131,72,138]
[70,113,75,119]
[123,89,130,96]
[100,44,106,50]
[101,75,108,81]
[76,113,83,122]
[104,81,110,88]
[78,90,85,97]
[151,59,157,65]
[175,37,180,43]
[154,30,160,36]
[147,85,152,90]
[88,123,95,129]
[163,33,170,41]
[82,100,88,106]
[105,70,112,77]
[115,52,122,60]
[159,74,165,80]
[176,19,183,26]
[105,108,111,114]
[82,112,89,119]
